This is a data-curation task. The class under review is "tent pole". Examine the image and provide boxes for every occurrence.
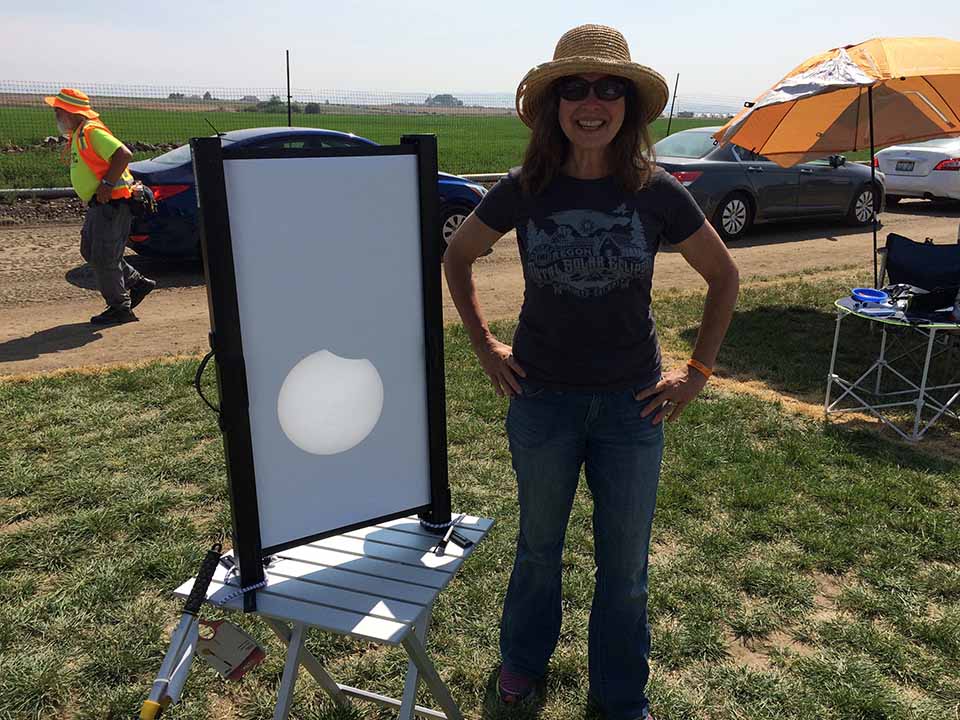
[868,85,878,288]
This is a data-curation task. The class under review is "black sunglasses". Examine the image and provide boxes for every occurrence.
[555,76,630,102]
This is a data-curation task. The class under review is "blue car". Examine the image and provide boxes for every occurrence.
[127,127,487,258]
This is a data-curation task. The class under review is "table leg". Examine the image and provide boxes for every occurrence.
[913,329,937,440]
[264,617,350,708]
[273,622,306,720]
[874,325,889,395]
[825,310,844,415]
[401,632,463,720]
[399,609,433,720]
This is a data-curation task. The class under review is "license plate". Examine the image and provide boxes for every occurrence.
[895,160,915,171]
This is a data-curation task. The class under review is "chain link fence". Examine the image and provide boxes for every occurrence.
[1,81,736,189]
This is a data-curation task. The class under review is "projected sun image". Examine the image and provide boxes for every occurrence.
[277,350,384,455]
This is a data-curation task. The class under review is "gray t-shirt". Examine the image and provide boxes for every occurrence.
[475,166,705,391]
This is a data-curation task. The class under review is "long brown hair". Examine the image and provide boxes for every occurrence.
[519,79,657,196]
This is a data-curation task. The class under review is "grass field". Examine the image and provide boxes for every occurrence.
[1,273,958,719]
[0,106,720,187]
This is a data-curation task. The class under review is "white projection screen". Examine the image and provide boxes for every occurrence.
[192,137,450,601]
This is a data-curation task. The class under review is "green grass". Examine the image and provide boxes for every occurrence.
[1,277,958,719]
[0,105,719,187]
[0,148,157,189]
[657,271,959,405]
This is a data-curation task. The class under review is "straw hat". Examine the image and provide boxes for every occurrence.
[516,24,669,128]
[44,88,100,119]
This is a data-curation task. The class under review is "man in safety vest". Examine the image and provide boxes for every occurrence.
[46,88,155,324]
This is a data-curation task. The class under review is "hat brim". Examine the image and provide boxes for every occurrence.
[44,95,100,119]
[516,57,669,128]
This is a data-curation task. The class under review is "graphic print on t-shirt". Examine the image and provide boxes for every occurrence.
[523,203,654,297]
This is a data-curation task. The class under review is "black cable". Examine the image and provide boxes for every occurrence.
[194,349,220,415]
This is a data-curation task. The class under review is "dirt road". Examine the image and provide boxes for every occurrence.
[1,201,958,377]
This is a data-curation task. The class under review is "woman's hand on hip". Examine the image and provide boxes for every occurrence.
[475,337,526,398]
[635,366,708,424]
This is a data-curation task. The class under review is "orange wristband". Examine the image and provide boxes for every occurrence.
[687,358,713,379]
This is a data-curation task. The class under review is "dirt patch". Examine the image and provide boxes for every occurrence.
[0,196,86,226]
[810,572,845,624]
[725,629,774,671]
[1,200,958,385]
[724,626,818,672]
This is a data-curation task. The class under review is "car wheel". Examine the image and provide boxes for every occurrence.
[440,206,469,250]
[847,184,879,225]
[713,192,753,242]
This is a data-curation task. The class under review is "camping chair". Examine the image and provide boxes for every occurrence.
[875,233,960,373]
[827,232,960,440]
[877,231,960,289]
[876,232,960,371]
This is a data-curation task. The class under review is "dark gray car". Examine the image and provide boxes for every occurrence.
[654,127,885,241]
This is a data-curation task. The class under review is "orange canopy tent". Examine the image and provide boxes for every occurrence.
[713,37,960,285]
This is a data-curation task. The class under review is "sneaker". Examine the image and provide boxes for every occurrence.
[498,667,535,705]
[90,306,138,325]
[587,693,654,720]
[129,277,156,309]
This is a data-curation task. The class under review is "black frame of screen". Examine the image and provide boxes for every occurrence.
[191,135,451,611]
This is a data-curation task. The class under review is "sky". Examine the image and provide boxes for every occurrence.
[2,0,959,109]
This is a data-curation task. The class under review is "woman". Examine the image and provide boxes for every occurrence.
[444,25,739,720]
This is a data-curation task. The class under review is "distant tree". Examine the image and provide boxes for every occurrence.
[203,91,213,100]
[425,94,464,108]
[168,92,185,99]
[304,102,321,114]
[252,95,287,113]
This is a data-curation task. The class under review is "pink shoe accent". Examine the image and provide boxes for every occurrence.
[498,667,535,702]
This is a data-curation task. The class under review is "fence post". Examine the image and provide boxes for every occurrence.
[666,73,679,137]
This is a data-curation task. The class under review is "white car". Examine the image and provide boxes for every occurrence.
[876,137,960,204]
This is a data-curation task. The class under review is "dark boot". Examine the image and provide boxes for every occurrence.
[90,306,138,325]
[129,277,157,309]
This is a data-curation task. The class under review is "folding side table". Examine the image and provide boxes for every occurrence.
[825,297,960,441]
[175,514,493,720]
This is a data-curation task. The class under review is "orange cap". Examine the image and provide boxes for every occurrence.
[44,88,100,119]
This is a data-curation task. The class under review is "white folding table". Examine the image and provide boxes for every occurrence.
[825,297,960,441]
[174,514,493,720]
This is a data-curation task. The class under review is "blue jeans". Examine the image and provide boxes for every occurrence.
[500,379,664,720]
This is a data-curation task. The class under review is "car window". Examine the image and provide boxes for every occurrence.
[653,131,718,159]
[733,145,771,163]
[151,139,236,165]
[248,137,312,151]
[315,135,371,149]
[236,135,373,152]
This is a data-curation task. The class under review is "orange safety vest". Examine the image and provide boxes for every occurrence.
[73,119,133,200]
